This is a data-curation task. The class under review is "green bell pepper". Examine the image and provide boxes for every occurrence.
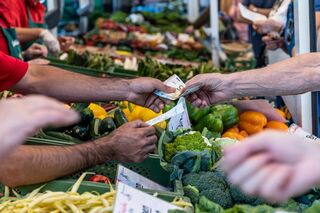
[195,114,224,133]
[187,103,211,123]
[163,102,176,113]
[211,104,239,130]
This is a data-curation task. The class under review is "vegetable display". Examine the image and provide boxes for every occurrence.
[0,173,116,212]
[37,103,125,143]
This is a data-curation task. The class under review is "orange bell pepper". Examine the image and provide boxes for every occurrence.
[275,109,286,119]
[222,132,245,141]
[226,126,240,134]
[239,111,267,135]
[239,130,249,137]
[265,121,289,131]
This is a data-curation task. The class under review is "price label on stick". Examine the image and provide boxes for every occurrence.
[116,165,169,192]
[168,98,191,131]
[113,182,182,213]
[146,102,185,126]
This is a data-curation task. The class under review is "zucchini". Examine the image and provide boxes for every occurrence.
[71,125,90,141]
[90,118,102,138]
[79,108,94,124]
[44,131,83,143]
[114,109,128,127]
[99,117,116,135]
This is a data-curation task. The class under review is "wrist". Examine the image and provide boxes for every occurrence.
[77,137,114,167]
[218,73,239,99]
[124,79,137,102]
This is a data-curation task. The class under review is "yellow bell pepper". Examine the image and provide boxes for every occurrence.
[88,103,107,119]
[122,102,167,128]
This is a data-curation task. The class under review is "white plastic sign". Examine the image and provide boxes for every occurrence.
[116,165,169,192]
[113,182,182,213]
[168,98,191,131]
[146,102,185,126]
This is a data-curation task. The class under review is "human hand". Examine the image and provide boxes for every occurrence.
[0,95,79,159]
[127,77,175,112]
[58,36,75,52]
[262,35,284,50]
[40,29,61,56]
[253,20,283,35]
[222,131,320,203]
[105,120,157,163]
[185,73,231,108]
[23,43,48,60]
[185,25,195,34]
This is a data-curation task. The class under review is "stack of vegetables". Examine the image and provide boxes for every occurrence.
[158,126,320,213]
[186,102,289,141]
[223,110,288,141]
[0,173,192,212]
[37,103,128,143]
[62,50,221,81]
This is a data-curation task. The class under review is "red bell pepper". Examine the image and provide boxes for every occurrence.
[89,175,111,184]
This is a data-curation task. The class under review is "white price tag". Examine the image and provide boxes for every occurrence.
[288,124,320,143]
[146,102,185,126]
[113,182,182,213]
[116,165,169,192]
[168,98,191,131]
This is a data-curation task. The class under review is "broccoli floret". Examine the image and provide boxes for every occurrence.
[229,185,257,204]
[183,185,200,204]
[182,172,202,188]
[164,132,211,161]
[182,171,227,191]
[200,188,234,209]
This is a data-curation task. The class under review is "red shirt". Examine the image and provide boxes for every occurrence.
[0,51,28,91]
[0,0,46,55]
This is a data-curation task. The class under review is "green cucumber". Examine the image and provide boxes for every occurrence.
[71,125,90,141]
[44,131,83,143]
[114,109,128,127]
[90,118,102,138]
[99,117,116,135]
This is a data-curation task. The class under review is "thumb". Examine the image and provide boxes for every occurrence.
[153,80,175,93]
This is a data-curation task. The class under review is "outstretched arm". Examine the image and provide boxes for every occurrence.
[11,64,174,112]
[186,53,320,107]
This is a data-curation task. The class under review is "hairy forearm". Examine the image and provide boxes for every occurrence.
[12,65,131,102]
[0,139,112,187]
[15,28,43,43]
[223,53,320,98]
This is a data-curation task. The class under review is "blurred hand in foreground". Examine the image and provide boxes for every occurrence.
[0,95,79,159]
[222,131,320,203]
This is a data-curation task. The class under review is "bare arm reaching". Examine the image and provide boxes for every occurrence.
[11,64,174,112]
[186,53,320,107]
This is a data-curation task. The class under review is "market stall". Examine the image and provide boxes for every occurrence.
[1,0,320,212]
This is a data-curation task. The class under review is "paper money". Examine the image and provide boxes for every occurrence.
[154,75,186,100]
[154,75,201,100]
[180,85,201,97]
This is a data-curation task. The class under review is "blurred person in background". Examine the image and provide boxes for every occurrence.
[238,0,277,67]
[186,0,248,41]
[0,0,74,60]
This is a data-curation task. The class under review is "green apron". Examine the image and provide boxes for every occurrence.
[22,6,48,51]
[1,28,23,59]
